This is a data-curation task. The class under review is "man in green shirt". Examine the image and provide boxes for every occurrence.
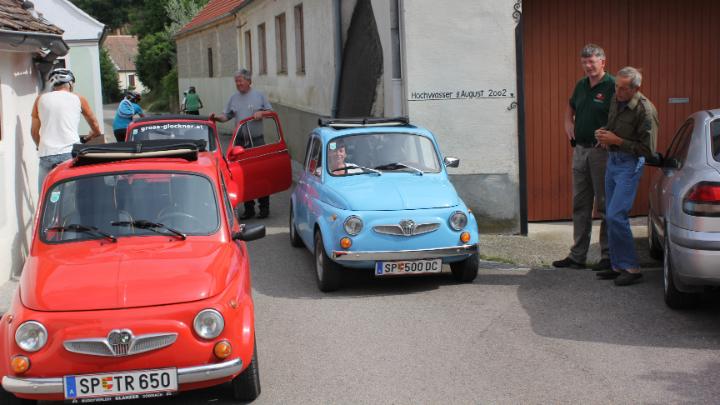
[182,86,203,115]
[553,44,615,271]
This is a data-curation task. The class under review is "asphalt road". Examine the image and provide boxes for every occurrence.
[35,115,720,404]
[37,189,720,405]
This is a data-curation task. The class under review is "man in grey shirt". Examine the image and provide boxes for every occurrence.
[211,68,273,219]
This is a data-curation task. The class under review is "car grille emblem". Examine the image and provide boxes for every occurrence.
[108,329,133,356]
[399,220,416,236]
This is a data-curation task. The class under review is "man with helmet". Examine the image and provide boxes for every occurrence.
[31,68,103,189]
[112,90,145,141]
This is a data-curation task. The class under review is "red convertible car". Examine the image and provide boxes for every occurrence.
[0,140,264,404]
[126,112,292,208]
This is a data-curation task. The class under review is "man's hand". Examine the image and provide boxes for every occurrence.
[595,129,622,146]
[209,112,217,122]
[252,111,265,120]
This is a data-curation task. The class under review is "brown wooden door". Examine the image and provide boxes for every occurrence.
[523,0,720,221]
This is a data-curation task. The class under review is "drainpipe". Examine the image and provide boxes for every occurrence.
[331,0,343,118]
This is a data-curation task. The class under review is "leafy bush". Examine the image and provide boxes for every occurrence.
[99,47,122,103]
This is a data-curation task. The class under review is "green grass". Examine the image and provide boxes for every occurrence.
[479,254,517,265]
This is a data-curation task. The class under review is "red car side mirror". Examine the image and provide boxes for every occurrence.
[228,146,246,160]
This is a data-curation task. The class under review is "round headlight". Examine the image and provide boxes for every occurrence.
[449,211,468,231]
[15,321,48,352]
[343,216,363,235]
[193,309,224,340]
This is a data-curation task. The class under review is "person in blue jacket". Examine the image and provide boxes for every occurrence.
[112,91,145,142]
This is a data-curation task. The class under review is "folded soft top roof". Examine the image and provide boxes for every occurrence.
[71,140,207,166]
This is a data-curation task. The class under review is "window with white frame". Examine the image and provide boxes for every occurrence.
[275,13,287,74]
[258,23,267,75]
[294,4,305,74]
[244,30,253,71]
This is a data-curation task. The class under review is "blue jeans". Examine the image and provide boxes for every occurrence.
[605,151,645,270]
[39,153,72,190]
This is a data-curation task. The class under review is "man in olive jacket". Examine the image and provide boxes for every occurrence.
[595,66,658,286]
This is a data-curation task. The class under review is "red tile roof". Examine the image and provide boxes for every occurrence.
[0,0,62,35]
[177,0,246,36]
[104,35,138,71]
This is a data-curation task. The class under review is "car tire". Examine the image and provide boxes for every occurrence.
[450,254,479,283]
[0,386,35,405]
[663,227,700,310]
[289,206,303,248]
[231,339,261,402]
[647,216,663,260]
[314,231,342,292]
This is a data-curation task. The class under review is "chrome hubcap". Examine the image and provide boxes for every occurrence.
[315,240,324,280]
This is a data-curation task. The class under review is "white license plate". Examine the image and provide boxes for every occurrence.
[64,367,177,401]
[375,259,442,276]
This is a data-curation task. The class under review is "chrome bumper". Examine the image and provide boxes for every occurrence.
[333,243,478,261]
[2,357,242,395]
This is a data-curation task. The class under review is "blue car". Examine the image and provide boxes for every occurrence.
[289,117,479,291]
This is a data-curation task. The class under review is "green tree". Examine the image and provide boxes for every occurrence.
[99,46,122,102]
[129,0,171,38]
[135,31,174,92]
[70,0,142,30]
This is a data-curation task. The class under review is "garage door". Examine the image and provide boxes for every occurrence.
[523,0,720,220]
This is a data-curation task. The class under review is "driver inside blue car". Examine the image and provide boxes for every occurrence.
[327,139,362,175]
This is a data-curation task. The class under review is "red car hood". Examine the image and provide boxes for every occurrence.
[21,240,237,311]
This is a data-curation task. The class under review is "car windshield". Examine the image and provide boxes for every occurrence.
[129,122,216,151]
[40,172,219,243]
[326,133,441,176]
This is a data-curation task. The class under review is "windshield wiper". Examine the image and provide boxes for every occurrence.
[112,219,187,240]
[374,162,424,175]
[331,163,382,175]
[46,224,117,243]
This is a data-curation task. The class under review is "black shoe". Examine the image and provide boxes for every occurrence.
[614,272,643,286]
[596,269,623,280]
[239,210,255,220]
[552,257,586,269]
[256,210,269,219]
[591,258,612,271]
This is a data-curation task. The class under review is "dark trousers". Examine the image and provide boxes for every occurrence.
[185,110,200,115]
[244,196,269,213]
[113,128,127,142]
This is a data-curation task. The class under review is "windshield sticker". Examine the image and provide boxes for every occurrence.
[50,191,60,203]
[329,142,337,150]
[137,123,206,132]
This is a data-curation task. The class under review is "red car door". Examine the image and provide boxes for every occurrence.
[226,111,292,201]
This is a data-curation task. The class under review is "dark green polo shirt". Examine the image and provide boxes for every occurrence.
[569,73,615,145]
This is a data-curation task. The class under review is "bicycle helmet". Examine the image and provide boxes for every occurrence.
[126,91,141,102]
[47,68,75,87]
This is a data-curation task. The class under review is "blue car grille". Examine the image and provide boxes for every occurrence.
[373,222,440,236]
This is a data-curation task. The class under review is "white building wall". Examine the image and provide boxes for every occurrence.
[402,0,518,178]
[0,53,41,282]
[402,0,520,231]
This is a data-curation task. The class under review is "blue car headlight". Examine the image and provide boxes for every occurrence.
[343,216,363,235]
[449,211,468,231]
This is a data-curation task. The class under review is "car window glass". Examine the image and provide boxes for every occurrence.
[666,120,693,164]
[40,172,220,243]
[234,116,281,148]
[327,133,440,176]
[129,123,215,151]
[711,120,720,162]
[306,137,322,177]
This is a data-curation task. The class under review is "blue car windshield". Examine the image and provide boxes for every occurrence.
[327,133,441,176]
[40,172,220,243]
[129,122,216,151]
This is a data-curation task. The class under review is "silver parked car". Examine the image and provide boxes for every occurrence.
[647,109,720,309]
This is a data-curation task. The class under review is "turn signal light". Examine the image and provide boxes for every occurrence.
[213,341,232,359]
[11,355,30,374]
[340,237,352,249]
[460,232,471,243]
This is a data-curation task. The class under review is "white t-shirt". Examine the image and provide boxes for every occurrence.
[36,90,82,157]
